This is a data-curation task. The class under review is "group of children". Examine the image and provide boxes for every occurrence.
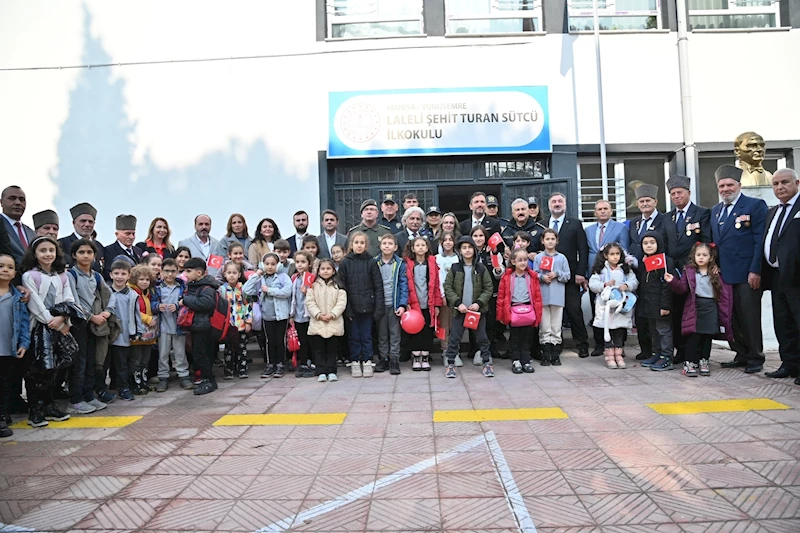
[0,218,734,436]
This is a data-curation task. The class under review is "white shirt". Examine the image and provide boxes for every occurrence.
[764,190,800,268]
[675,202,693,220]
[116,240,135,255]
[722,193,742,219]
[549,215,565,233]
[2,213,28,238]
[471,215,485,227]
[73,232,92,241]
[294,233,305,251]
[196,235,211,258]
[324,232,337,253]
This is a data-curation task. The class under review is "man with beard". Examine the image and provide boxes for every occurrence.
[178,215,219,262]
[317,209,348,259]
[288,210,314,254]
[459,191,502,237]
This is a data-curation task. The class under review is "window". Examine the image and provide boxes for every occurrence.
[577,157,667,224]
[446,0,543,35]
[326,0,425,39]
[568,0,661,31]
[688,0,780,30]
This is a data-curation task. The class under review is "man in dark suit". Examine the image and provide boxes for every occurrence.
[317,209,348,259]
[288,211,313,255]
[1,185,35,265]
[585,199,630,355]
[712,165,768,374]
[761,168,800,384]
[628,183,668,360]
[459,191,502,237]
[394,207,432,253]
[547,192,590,358]
[663,175,712,362]
[59,203,103,272]
[103,215,143,278]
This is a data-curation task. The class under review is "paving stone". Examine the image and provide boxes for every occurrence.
[74,498,164,529]
[580,492,671,525]
[145,498,234,530]
[649,489,749,523]
[684,463,773,489]
[563,468,641,495]
[367,499,441,531]
[718,487,800,519]
[14,499,99,531]
[743,461,800,486]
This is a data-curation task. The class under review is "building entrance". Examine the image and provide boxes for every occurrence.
[438,185,501,223]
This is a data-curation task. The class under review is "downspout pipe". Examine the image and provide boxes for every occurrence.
[676,0,698,201]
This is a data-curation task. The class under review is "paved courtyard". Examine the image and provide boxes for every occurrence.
[1,342,800,533]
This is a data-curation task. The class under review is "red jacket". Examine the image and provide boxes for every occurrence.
[405,256,443,326]
[496,267,543,327]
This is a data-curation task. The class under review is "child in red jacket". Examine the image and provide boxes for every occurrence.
[497,248,543,374]
[404,237,443,372]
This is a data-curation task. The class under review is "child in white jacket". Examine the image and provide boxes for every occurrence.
[588,243,638,370]
[305,259,347,382]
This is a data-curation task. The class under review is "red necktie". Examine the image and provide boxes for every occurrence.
[15,222,28,249]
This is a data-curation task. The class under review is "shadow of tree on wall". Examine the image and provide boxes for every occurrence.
[51,5,282,241]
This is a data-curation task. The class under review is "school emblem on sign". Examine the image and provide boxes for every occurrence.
[339,103,381,143]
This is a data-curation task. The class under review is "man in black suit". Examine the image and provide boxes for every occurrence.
[628,183,668,360]
[288,211,313,255]
[394,207,432,253]
[317,209,348,259]
[663,175,712,362]
[103,215,143,278]
[459,191,502,237]
[761,168,800,385]
[547,192,590,358]
[59,203,103,272]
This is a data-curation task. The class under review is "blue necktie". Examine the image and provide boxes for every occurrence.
[638,218,649,238]
[718,203,732,226]
[676,211,686,236]
[553,220,559,233]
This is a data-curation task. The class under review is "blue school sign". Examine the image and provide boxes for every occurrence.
[328,86,551,158]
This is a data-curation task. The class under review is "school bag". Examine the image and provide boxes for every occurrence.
[210,290,231,342]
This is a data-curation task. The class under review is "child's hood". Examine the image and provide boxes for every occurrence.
[456,236,478,263]
[189,275,220,290]
[641,230,666,255]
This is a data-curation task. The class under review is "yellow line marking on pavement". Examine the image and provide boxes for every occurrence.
[10,415,142,429]
[434,407,568,422]
[213,413,347,426]
[647,398,790,415]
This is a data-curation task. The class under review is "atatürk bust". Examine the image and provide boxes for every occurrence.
[735,131,772,187]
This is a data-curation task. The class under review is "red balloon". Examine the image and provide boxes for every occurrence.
[400,309,425,334]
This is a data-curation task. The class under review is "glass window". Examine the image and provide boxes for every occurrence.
[327,0,425,39]
[688,0,780,30]
[578,162,620,223]
[446,0,543,35]
[568,0,661,31]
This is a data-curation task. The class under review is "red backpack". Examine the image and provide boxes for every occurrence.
[210,290,231,342]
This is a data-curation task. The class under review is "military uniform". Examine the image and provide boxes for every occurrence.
[348,222,390,257]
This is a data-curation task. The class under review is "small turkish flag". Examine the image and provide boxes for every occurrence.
[539,255,554,271]
[303,272,316,287]
[207,254,224,270]
[644,253,666,272]
[464,310,480,330]
[487,233,503,252]
[491,253,502,269]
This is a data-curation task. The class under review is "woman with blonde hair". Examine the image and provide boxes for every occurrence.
[137,217,175,258]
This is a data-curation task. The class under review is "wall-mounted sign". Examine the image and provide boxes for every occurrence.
[328,86,551,158]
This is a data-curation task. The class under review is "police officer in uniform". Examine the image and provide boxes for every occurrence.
[486,195,509,226]
[501,197,546,255]
[378,193,403,233]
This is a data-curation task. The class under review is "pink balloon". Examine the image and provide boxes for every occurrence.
[400,309,425,334]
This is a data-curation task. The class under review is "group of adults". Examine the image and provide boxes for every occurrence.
[3,163,800,387]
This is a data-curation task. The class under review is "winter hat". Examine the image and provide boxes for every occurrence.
[116,215,137,231]
[70,202,97,220]
[666,175,691,191]
[715,164,742,183]
[634,184,659,200]
[360,199,378,213]
[32,209,59,230]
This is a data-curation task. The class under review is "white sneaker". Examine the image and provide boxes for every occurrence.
[87,399,107,411]
[67,401,96,415]
[454,355,464,367]
[362,361,375,378]
[317,374,327,382]
[327,373,338,382]
[350,361,363,378]
[472,350,482,365]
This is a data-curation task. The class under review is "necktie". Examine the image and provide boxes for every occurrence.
[598,224,605,246]
[638,217,649,238]
[769,204,788,264]
[412,232,418,238]
[126,248,134,258]
[676,210,686,236]
[14,222,28,249]
[719,203,732,226]
[553,220,560,233]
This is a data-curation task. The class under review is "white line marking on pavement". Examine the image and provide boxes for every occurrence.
[0,523,38,532]
[255,433,488,533]
[485,431,538,533]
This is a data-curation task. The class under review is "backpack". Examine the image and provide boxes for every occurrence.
[28,270,69,292]
[209,290,231,342]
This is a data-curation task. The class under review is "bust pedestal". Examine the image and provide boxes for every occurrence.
[744,186,778,207]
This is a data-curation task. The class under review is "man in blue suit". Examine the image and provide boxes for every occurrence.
[585,199,630,355]
[1,185,35,265]
[664,175,712,363]
[712,165,768,373]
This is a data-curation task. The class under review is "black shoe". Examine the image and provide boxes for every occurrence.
[295,365,308,378]
[0,421,12,438]
[43,403,70,422]
[375,359,389,373]
[97,390,116,403]
[591,346,603,357]
[389,358,401,375]
[765,366,798,379]
[744,363,763,374]
[2,413,11,425]
[578,345,589,358]
[541,345,551,367]
[551,345,562,366]
[512,360,523,374]
[193,379,215,396]
[213,357,224,368]
[721,360,747,369]
[119,389,135,401]
[795,376,800,385]
[302,365,315,378]
[274,364,285,378]
[522,362,535,373]
[27,404,47,428]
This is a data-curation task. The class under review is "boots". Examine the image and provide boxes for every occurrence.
[540,344,551,366]
[412,353,422,371]
[604,348,617,369]
[614,347,626,369]
[551,344,562,366]
[389,357,401,375]
[421,353,431,371]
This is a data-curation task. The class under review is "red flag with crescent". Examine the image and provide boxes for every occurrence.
[303,272,316,287]
[539,255,554,271]
[487,233,503,252]
[464,310,480,330]
[207,254,224,270]
[644,253,666,272]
